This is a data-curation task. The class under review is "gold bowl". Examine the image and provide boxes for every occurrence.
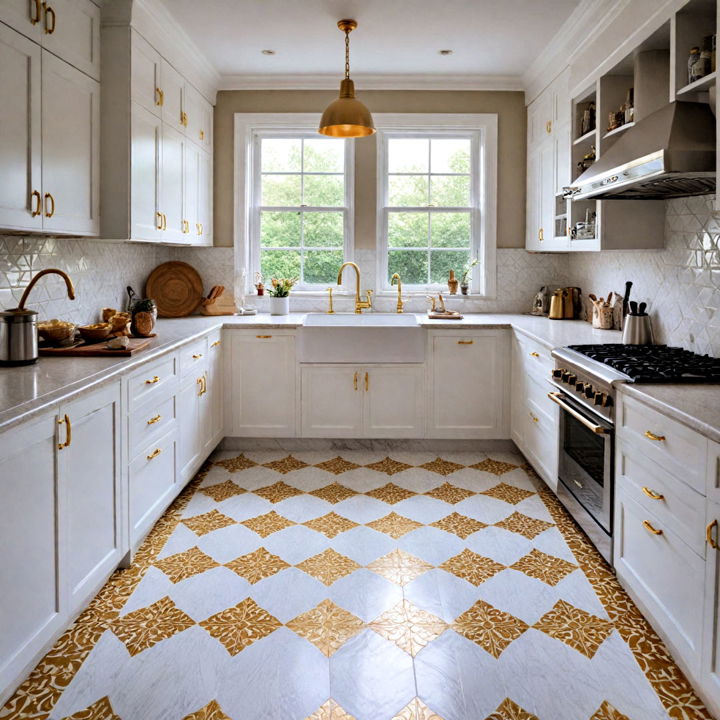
[78,322,112,342]
[38,319,76,345]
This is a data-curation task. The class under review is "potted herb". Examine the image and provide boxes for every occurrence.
[268,277,296,315]
[460,258,478,295]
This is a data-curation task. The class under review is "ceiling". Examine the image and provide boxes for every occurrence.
[162,0,581,87]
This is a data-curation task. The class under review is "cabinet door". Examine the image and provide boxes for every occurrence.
[160,58,185,133]
[525,146,542,250]
[708,441,720,506]
[41,50,99,235]
[131,103,162,241]
[197,148,212,243]
[177,370,204,482]
[301,365,363,437]
[131,30,162,116]
[58,383,122,611]
[160,124,186,242]
[183,140,200,244]
[0,0,43,42]
[203,334,224,453]
[226,333,296,437]
[185,83,212,147]
[41,0,100,80]
[364,365,425,438]
[702,503,720,714]
[429,331,509,439]
[0,412,63,702]
[0,24,42,232]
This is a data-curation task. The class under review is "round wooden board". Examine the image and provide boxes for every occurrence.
[145,262,204,318]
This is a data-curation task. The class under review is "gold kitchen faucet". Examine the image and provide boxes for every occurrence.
[337,262,373,313]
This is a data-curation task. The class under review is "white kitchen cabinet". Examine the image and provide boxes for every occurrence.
[365,365,425,438]
[177,368,206,482]
[160,57,185,133]
[131,30,162,116]
[428,330,510,439]
[160,123,186,243]
[0,23,42,232]
[301,365,364,438]
[0,0,43,42]
[197,147,212,242]
[41,50,99,236]
[226,332,296,437]
[202,334,224,454]
[702,501,720,714]
[708,441,720,506]
[130,103,162,242]
[185,83,213,150]
[183,141,200,243]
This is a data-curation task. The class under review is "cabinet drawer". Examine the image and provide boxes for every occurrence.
[126,354,177,411]
[128,395,176,460]
[514,332,554,385]
[618,441,706,557]
[179,337,208,378]
[618,395,707,493]
[615,488,704,671]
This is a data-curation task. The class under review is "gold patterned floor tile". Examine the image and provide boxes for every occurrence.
[314,457,361,475]
[453,599,529,658]
[510,548,577,586]
[589,701,631,720]
[225,547,290,584]
[481,482,535,505]
[370,599,447,656]
[365,456,413,475]
[494,511,554,539]
[367,549,433,586]
[430,512,487,539]
[254,480,304,503]
[296,548,361,586]
[241,510,296,538]
[199,598,281,656]
[263,455,309,474]
[440,548,505,586]
[485,698,539,720]
[424,482,475,504]
[391,697,445,719]
[306,699,357,720]
[214,453,257,473]
[303,512,359,538]
[199,479,247,502]
[469,459,519,475]
[419,457,465,476]
[182,699,232,720]
[533,599,614,659]
[310,482,358,503]
[365,482,417,504]
[366,512,423,539]
[154,546,220,583]
[110,596,195,656]
[182,509,237,536]
[286,599,363,656]
[61,696,121,720]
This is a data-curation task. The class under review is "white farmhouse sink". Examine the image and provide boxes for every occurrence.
[299,314,424,363]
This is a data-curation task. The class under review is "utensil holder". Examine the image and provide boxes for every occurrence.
[622,314,654,344]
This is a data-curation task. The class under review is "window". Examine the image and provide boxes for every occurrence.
[251,132,353,289]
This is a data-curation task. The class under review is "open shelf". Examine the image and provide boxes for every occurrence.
[572,129,596,146]
[602,121,635,140]
[676,70,716,97]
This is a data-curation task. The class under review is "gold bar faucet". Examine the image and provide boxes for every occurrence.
[390,273,404,313]
[18,268,76,309]
[337,262,372,314]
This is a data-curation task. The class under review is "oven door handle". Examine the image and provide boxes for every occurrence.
[547,392,609,435]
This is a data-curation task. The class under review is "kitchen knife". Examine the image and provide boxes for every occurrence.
[622,281,632,317]
[638,302,647,316]
[630,301,638,315]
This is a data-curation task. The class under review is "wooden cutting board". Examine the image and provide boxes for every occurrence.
[40,338,152,357]
[146,261,204,317]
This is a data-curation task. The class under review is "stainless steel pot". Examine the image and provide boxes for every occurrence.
[0,308,39,365]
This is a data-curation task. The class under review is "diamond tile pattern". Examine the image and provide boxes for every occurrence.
[485,698,539,720]
[303,512,359,538]
[391,698,444,720]
[182,510,237,536]
[534,599,614,658]
[154,547,220,583]
[182,700,232,720]
[510,548,577,586]
[314,457,360,475]
[241,510,296,537]
[225,547,290,584]
[254,480,303,503]
[494,511,554,539]
[419,457,465,476]
[287,599,363,657]
[430,512,487,539]
[425,482,475,504]
[440,549,505,586]
[453,600,529,658]
[310,482,358,504]
[469,459,519,475]
[365,457,413,475]
[365,482,416,504]
[370,599,447,656]
[481,482,535,505]
[367,549,433,586]
[589,701,631,720]
[263,455,309,474]
[296,549,361,586]
[61,696,121,720]
[306,699,356,720]
[214,454,258,473]
[199,480,246,502]
[366,512,423,539]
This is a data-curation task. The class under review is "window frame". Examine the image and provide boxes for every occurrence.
[375,114,497,297]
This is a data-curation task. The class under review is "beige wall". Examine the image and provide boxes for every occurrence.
[213,90,526,249]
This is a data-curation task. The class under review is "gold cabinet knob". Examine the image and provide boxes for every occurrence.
[530,351,540,358]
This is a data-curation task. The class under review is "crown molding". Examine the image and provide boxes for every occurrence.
[218,73,525,92]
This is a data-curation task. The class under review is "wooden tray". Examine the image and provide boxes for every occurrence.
[40,338,152,357]
[146,261,203,317]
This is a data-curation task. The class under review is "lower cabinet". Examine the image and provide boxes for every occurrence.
[301,364,425,438]
[203,331,224,454]
[177,368,206,483]
[702,501,720,712]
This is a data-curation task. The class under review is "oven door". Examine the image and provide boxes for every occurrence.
[550,391,614,534]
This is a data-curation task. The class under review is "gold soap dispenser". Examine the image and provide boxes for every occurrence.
[548,288,565,320]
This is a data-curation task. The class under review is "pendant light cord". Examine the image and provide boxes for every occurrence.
[345,29,351,79]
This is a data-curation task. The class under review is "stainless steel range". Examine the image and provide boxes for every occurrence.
[549,343,720,564]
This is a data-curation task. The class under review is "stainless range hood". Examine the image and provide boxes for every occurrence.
[569,102,716,200]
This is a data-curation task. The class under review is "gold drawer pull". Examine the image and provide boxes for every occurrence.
[364,371,369,391]
[530,351,540,358]
[147,414,161,425]
[155,87,164,106]
[156,212,164,230]
[256,335,272,339]
[145,375,160,385]
[44,192,55,218]
[42,2,56,34]
[31,189,42,216]
[192,353,203,359]
[457,340,474,345]
[707,519,719,550]
[529,412,538,423]
[57,414,71,449]
[211,340,221,348]
[31,0,41,24]
[353,371,358,391]
[644,430,666,442]
[642,520,663,536]
[642,486,664,501]
[181,111,188,127]
[146,447,162,461]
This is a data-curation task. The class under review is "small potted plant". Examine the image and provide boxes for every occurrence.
[460,258,478,295]
[268,277,296,315]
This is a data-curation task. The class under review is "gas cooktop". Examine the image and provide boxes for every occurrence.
[567,344,720,383]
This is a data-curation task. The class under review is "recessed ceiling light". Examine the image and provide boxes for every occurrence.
[438,49,453,56]
[261,49,276,55]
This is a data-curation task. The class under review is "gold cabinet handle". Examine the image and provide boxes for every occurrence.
[707,519,719,550]
[529,412,539,423]
[145,375,160,385]
[545,120,552,134]
[538,227,544,242]
[156,212,163,230]
[42,2,55,33]
[162,213,167,230]
[457,339,474,345]
[44,192,55,218]
[196,223,202,235]
[197,376,204,396]
[530,351,540,358]
[31,0,41,24]
[147,414,161,425]
[203,372,208,395]
[198,223,203,236]
[642,486,664,501]
[364,371,369,392]
[155,87,164,106]
[147,447,162,461]
[256,335,272,339]
[211,340,221,348]
[642,520,663,536]
[182,219,189,234]
[57,414,71,449]
[644,430,666,442]
[199,129,205,141]
[353,371,358,391]
[192,353,203,359]
[181,111,188,127]
[31,190,42,217]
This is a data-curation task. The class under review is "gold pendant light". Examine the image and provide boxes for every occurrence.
[319,19,375,138]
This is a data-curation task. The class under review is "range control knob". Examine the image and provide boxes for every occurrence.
[575,381,584,392]
[584,384,595,399]
[561,371,572,383]
[594,392,607,406]
[567,374,577,385]
[603,395,614,407]
[552,368,564,379]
